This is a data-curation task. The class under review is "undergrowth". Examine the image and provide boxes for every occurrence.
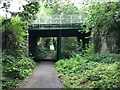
[36,48,49,59]
[55,46,120,88]
[2,52,36,90]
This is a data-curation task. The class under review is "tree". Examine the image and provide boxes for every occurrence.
[1,1,40,57]
[43,0,79,14]
[85,1,120,53]
[19,1,40,22]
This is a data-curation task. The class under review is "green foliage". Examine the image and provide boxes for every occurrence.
[1,1,40,89]
[19,1,40,22]
[2,17,26,56]
[1,12,37,89]
[44,1,79,14]
[36,38,50,59]
[85,2,120,34]
[0,16,5,22]
[61,37,78,59]
[36,48,49,59]
[55,45,120,88]
[2,52,36,89]
[84,1,120,53]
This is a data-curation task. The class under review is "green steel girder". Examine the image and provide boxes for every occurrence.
[28,23,84,60]
[57,31,61,60]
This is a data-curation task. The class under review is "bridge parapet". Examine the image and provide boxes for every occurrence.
[28,14,85,30]
[31,14,85,24]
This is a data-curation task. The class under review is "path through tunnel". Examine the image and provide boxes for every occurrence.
[36,37,57,61]
[28,24,91,62]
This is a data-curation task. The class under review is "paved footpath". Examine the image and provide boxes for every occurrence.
[20,61,62,88]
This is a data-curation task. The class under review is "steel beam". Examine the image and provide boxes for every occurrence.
[57,31,61,60]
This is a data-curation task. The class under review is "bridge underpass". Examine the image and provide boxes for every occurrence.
[28,14,91,61]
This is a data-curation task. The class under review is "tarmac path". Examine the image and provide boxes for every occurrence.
[19,61,62,88]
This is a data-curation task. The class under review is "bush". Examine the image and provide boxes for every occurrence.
[1,4,39,89]
[2,52,36,89]
[61,37,78,59]
[2,17,27,57]
[55,46,120,88]
[36,48,49,59]
[36,37,51,59]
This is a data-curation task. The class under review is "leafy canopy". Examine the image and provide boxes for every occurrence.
[85,2,120,35]
[19,1,40,22]
[38,1,79,15]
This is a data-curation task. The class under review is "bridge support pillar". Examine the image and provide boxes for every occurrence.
[57,31,61,60]
[29,33,37,58]
[77,36,81,46]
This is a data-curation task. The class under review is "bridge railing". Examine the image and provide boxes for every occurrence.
[31,14,87,25]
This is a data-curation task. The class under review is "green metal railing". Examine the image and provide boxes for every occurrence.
[29,14,85,30]
[32,14,85,24]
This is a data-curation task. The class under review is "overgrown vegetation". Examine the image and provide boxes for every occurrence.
[1,17,36,90]
[2,52,35,89]
[2,17,26,56]
[19,2,40,22]
[85,1,120,53]
[36,37,51,59]
[55,45,120,88]
[1,0,120,89]
[1,1,40,89]
[61,37,78,59]
[55,1,120,88]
